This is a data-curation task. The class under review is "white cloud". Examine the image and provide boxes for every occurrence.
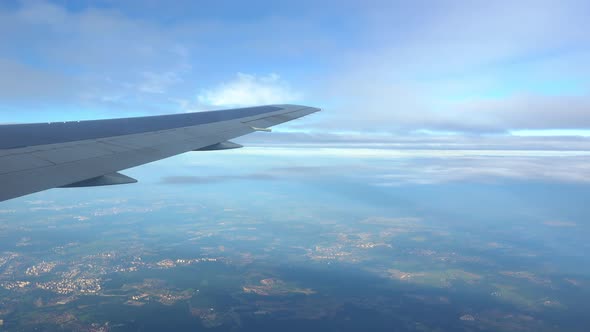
[234,147,590,159]
[196,73,301,108]
[138,71,183,94]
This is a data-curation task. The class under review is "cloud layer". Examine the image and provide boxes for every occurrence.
[156,146,590,187]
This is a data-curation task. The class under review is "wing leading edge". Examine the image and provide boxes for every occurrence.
[0,104,320,202]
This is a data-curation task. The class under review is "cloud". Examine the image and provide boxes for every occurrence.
[224,146,590,186]
[159,145,590,188]
[236,131,590,151]
[196,73,301,108]
[138,71,183,94]
[161,173,275,185]
[375,156,590,186]
[0,1,192,114]
[12,0,68,25]
[1,0,589,133]
[0,1,310,117]
[543,221,577,227]
[314,57,590,133]
[446,95,590,131]
[0,58,73,103]
[159,165,341,185]
[308,0,590,133]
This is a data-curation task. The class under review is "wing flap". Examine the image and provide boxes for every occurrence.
[194,141,243,151]
[59,172,138,188]
[0,153,55,174]
[31,143,115,164]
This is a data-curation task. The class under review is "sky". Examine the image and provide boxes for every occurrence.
[1,0,590,141]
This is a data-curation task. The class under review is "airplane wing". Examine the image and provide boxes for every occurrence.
[0,104,320,202]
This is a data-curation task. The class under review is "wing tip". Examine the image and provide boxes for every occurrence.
[271,104,322,114]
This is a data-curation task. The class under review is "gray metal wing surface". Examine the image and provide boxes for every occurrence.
[0,104,320,202]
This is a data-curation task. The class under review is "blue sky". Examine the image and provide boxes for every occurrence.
[1,0,590,137]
